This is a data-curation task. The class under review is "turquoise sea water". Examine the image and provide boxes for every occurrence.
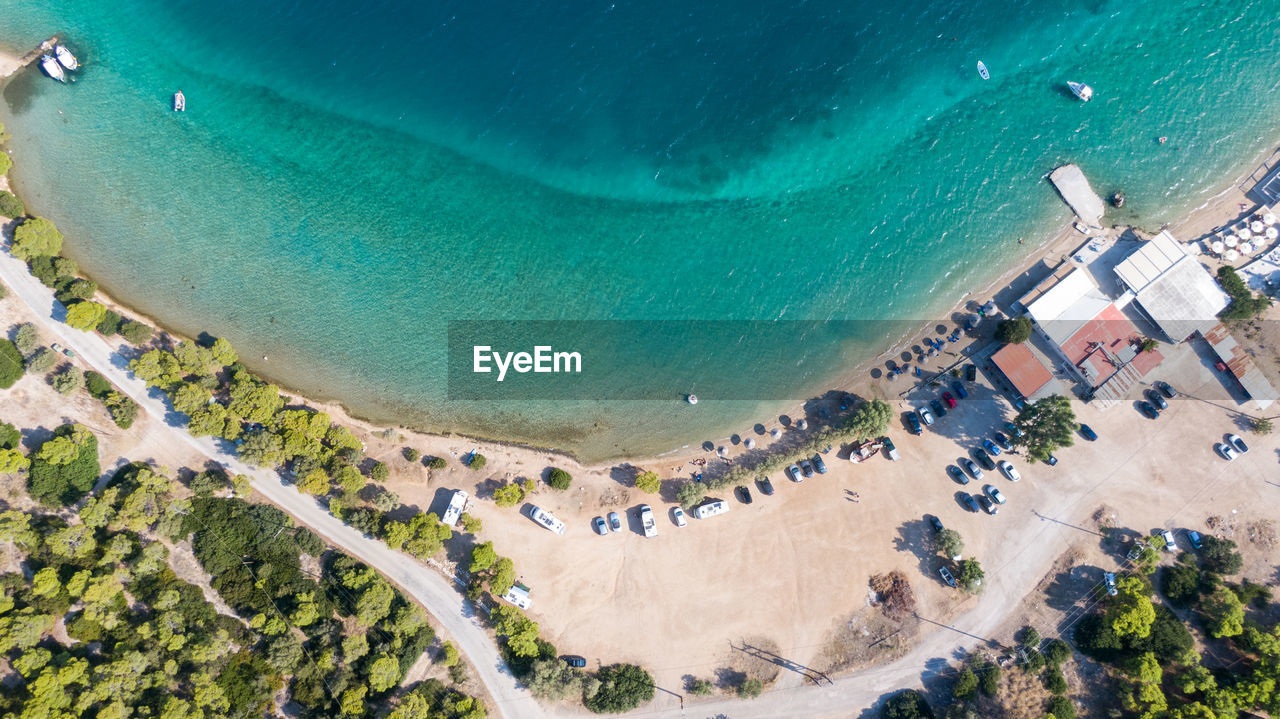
[2,0,1280,460]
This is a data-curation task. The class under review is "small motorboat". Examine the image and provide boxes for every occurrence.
[40,54,66,82]
[173,90,186,112]
[977,61,989,80]
[686,394,698,405]
[1067,81,1093,102]
[54,44,78,71]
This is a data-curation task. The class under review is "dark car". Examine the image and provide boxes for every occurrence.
[973,448,996,471]
[947,465,969,485]
[942,391,958,408]
[982,438,1003,456]
[1003,421,1024,438]
[906,412,923,435]
[1146,389,1168,411]
[757,477,775,496]
[1079,424,1097,441]
[812,454,828,474]
[930,398,947,418]
[928,514,944,533]
[951,380,968,399]
[978,495,998,515]
[1186,530,1203,550]
[736,486,753,504]
[800,459,815,478]
[959,458,982,480]
[961,493,980,513]
[563,655,587,668]
[1138,400,1160,419]
[1155,380,1177,398]
[965,364,977,381]
[992,432,1013,451]
[1045,453,1059,466]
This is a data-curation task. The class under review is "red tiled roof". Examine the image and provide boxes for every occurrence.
[1057,304,1163,379]
[990,343,1053,398]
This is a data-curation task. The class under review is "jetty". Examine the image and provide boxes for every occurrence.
[0,35,62,81]
[1049,164,1105,228]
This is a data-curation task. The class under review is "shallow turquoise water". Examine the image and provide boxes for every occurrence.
[2,0,1279,460]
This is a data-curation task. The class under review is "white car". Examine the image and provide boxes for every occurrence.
[1104,572,1117,596]
[998,461,1020,482]
[1159,530,1176,551]
[672,507,687,527]
[1214,442,1238,461]
[1227,434,1249,454]
[917,407,935,426]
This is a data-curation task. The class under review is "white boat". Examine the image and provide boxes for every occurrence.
[1067,81,1093,102]
[40,55,66,82]
[173,90,186,112]
[54,44,78,71]
[977,61,989,80]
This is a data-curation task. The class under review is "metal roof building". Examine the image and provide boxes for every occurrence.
[1018,265,1113,346]
[1114,231,1229,341]
[989,343,1055,401]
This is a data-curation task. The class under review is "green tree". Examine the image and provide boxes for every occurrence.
[677,480,707,509]
[1218,266,1271,321]
[11,216,63,260]
[470,542,499,573]
[130,349,183,388]
[25,347,57,374]
[1013,394,1077,462]
[952,668,978,700]
[297,468,331,495]
[1202,585,1245,638]
[957,559,984,592]
[227,375,283,424]
[880,689,934,719]
[493,483,526,507]
[172,382,212,415]
[547,467,573,490]
[490,605,541,658]
[0,339,22,388]
[0,447,29,474]
[238,430,285,467]
[634,470,661,494]
[27,424,99,506]
[119,320,153,344]
[0,189,23,217]
[1108,576,1156,638]
[438,641,460,667]
[461,513,482,533]
[689,678,714,696]
[585,663,655,714]
[370,461,389,482]
[65,301,108,331]
[846,398,894,439]
[1161,564,1203,607]
[737,677,763,699]
[14,322,39,355]
[935,528,963,559]
[469,453,487,470]
[427,456,447,470]
[50,366,84,395]
[1198,535,1242,575]
[1250,416,1273,435]
[995,316,1033,344]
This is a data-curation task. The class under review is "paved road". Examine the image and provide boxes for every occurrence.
[0,246,550,719]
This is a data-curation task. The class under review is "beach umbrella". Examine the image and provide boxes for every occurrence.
[1252,221,1266,233]
[744,438,755,449]
[770,428,782,439]
[1241,242,1254,254]
[796,419,809,431]
[1225,249,1240,262]
[1268,227,1279,240]
[717,446,728,457]
[1264,212,1277,225]
[1211,240,1225,254]
[1225,235,1238,248]
[1239,228,1253,240]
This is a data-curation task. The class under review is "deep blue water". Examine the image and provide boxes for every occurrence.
[2,0,1279,459]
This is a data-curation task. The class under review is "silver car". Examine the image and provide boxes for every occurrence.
[787,464,804,482]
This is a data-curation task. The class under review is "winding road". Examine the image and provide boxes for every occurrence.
[1,241,1089,718]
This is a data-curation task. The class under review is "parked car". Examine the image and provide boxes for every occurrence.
[992,432,1012,451]
[973,448,996,471]
[882,437,900,461]
[1146,389,1168,411]
[757,477,775,496]
[982,439,1002,457]
[812,454,828,474]
[930,399,947,418]
[1003,421,1024,438]
[1215,442,1238,461]
[983,484,1006,505]
[960,493,980,512]
[608,511,622,533]
[939,566,958,588]
[592,517,608,536]
[942,391,957,408]
[1155,380,1177,398]
[736,485,753,504]
[998,461,1021,482]
[787,464,804,482]
[917,406,935,427]
[978,495,999,515]
[1104,572,1117,596]
[1227,434,1249,454]
[563,655,587,668]
[800,459,815,478]
[1186,530,1203,550]
[947,465,969,485]
[965,364,977,382]
[1079,424,1097,441]
[1157,529,1177,551]
[1045,454,1059,466]
[1138,401,1160,420]
[672,507,687,527]
[959,458,983,481]
[906,412,923,435]
[928,515,945,533]
[951,381,968,399]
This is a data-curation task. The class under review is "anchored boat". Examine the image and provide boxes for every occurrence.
[1067,81,1093,102]
[54,44,78,71]
[977,60,989,80]
[173,90,186,112]
[40,54,66,82]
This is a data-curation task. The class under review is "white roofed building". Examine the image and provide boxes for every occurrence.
[1113,231,1229,341]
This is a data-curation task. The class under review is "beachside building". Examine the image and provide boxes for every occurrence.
[988,343,1057,403]
[1201,323,1278,409]
[1113,231,1229,342]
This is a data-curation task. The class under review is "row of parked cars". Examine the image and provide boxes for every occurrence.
[1137,380,1178,419]
[785,453,828,482]
[906,381,969,434]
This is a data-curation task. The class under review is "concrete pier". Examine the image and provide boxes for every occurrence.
[0,35,61,81]
[1049,164,1105,228]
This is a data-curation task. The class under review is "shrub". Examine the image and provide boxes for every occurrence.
[493,483,525,508]
[0,190,23,218]
[676,480,706,509]
[952,668,978,700]
[403,447,420,462]
[1043,638,1071,665]
[978,662,1000,696]
[461,513,482,533]
[49,366,84,395]
[0,421,19,450]
[737,677,763,699]
[935,528,963,559]
[427,456,447,470]
[0,152,8,176]
[469,453,487,470]
[12,217,63,260]
[84,370,112,399]
[0,339,22,388]
[957,559,985,592]
[689,678,714,695]
[1161,564,1202,607]
[369,461,389,483]
[1198,535,1243,575]
[25,347,56,374]
[1218,265,1270,320]
[26,424,99,506]
[880,689,934,719]
[1019,625,1041,648]
[95,309,123,335]
[1252,417,1274,435]
[13,323,39,355]
[190,470,230,497]
[1046,696,1076,719]
[119,320,154,345]
[105,393,138,429]
[584,663,655,714]
[547,467,572,490]
[1044,665,1067,694]
[995,316,1032,344]
[634,470,661,494]
[65,301,107,331]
